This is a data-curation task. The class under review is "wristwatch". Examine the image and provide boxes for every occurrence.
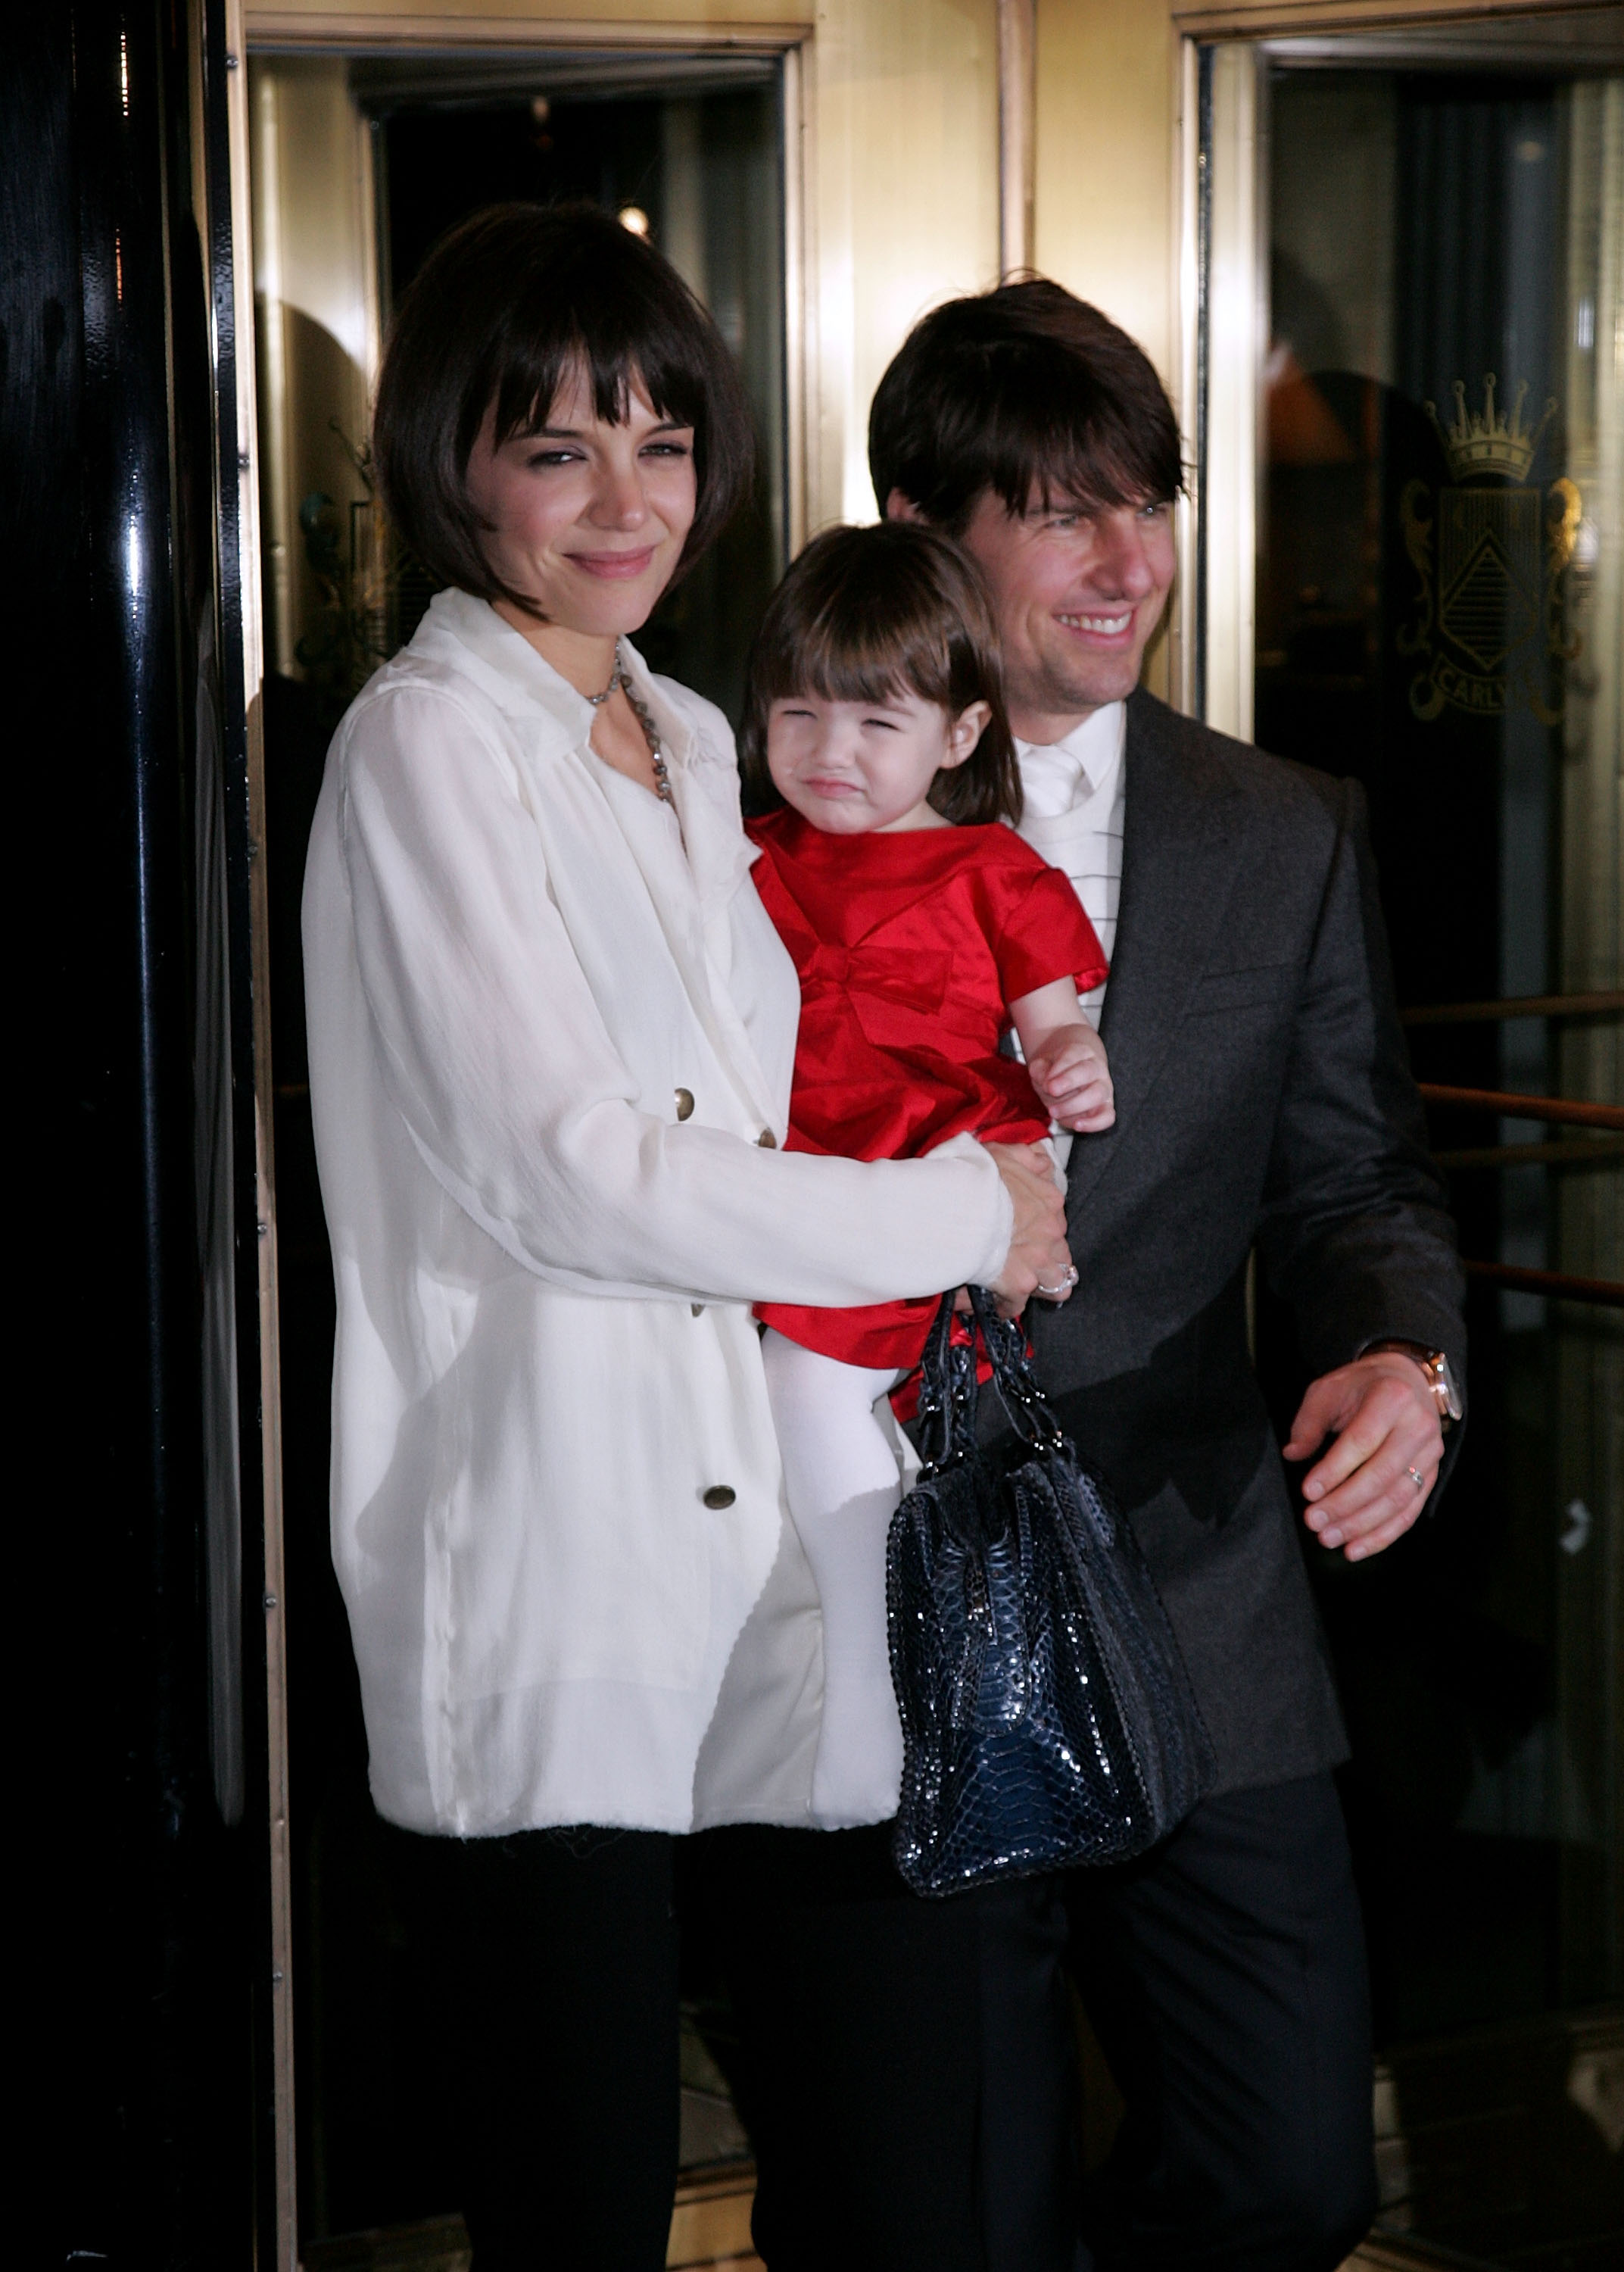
[1361,1340,1463,1430]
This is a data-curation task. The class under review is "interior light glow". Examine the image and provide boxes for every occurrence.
[617,206,650,238]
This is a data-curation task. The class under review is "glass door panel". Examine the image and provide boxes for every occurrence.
[1220,33,1622,2266]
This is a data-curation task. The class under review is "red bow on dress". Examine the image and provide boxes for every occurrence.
[799,939,948,1019]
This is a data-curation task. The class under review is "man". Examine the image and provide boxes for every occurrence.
[870,282,1467,2270]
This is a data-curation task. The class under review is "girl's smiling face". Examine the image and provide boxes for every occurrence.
[765,689,991,835]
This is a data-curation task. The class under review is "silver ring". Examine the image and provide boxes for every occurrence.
[1407,1465,1425,1492]
[1036,1264,1079,1297]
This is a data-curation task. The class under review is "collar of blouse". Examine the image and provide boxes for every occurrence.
[410,588,756,915]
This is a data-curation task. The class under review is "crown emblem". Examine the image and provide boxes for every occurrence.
[1426,374,1554,482]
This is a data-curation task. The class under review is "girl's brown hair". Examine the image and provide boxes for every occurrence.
[739,522,1021,825]
[372,201,755,615]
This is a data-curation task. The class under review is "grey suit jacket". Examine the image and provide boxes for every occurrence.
[1021,688,1467,1795]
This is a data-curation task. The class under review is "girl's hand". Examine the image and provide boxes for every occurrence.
[1026,1024,1115,1134]
[1008,981,1116,1134]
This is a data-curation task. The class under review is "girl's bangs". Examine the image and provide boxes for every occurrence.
[772,619,951,713]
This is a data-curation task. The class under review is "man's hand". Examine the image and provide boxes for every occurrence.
[1283,1353,1445,1560]
[983,1141,1074,1317]
[1026,1024,1116,1134]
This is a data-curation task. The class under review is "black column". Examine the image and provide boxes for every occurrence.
[8,3,270,2261]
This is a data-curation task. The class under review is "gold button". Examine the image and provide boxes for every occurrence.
[690,1303,704,1317]
[702,1484,736,1510]
[675,1087,695,1121]
[756,1128,777,1148]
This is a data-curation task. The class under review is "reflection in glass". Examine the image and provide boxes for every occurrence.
[1256,57,1621,2264]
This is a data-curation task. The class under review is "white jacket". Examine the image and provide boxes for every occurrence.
[301,591,1011,1835]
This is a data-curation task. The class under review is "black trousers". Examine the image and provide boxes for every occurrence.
[387,1822,681,2272]
[689,1822,997,2272]
[979,1773,1379,2272]
[390,1818,1006,2272]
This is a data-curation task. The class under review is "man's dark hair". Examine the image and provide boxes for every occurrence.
[739,521,1021,826]
[372,201,755,612]
[868,279,1185,532]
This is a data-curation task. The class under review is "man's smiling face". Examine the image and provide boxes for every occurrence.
[948,487,1177,743]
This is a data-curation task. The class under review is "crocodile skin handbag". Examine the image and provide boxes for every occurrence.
[887,1288,1216,1896]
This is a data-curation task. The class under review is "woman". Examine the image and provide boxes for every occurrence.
[301,203,1071,2268]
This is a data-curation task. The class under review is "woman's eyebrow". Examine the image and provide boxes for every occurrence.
[522,417,694,438]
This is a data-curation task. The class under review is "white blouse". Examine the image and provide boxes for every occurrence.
[301,591,1012,1837]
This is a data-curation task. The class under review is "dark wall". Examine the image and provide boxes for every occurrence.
[7,4,271,2261]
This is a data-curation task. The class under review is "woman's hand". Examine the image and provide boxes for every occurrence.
[983,1142,1075,1318]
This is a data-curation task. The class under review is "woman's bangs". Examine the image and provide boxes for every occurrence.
[489,269,709,451]
[488,347,686,449]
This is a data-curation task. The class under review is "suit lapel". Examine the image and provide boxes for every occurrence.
[1063,693,1249,1216]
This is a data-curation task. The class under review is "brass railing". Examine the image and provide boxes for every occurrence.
[1402,997,1623,1305]
[1461,1262,1624,1309]
[1401,990,1624,1025]
[1434,1138,1624,1170]
[1417,1085,1624,1132]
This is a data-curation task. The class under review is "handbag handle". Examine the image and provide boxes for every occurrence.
[965,1286,1067,1453]
[913,1294,980,1477]
[913,1287,1066,1478]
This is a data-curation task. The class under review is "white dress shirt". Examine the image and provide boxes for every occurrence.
[301,591,1012,1837]
[1013,701,1127,1027]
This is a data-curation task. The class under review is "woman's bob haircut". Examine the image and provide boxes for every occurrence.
[740,522,1021,827]
[372,201,756,612]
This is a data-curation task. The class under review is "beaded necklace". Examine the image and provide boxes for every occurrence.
[586,639,674,806]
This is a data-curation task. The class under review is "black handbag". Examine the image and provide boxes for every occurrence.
[887,1287,1216,1896]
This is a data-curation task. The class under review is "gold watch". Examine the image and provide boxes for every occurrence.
[1362,1340,1462,1429]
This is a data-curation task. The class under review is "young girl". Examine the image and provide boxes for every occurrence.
[742,521,1116,1827]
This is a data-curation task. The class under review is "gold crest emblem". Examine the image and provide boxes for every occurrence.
[1398,376,1581,723]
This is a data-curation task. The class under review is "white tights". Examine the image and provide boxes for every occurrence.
[760,1328,907,1828]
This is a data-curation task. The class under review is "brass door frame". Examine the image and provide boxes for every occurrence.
[217,8,300,2264]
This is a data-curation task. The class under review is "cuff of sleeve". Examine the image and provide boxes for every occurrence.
[926,1131,1015,1289]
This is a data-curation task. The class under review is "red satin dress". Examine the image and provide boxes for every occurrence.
[747,807,1108,1372]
